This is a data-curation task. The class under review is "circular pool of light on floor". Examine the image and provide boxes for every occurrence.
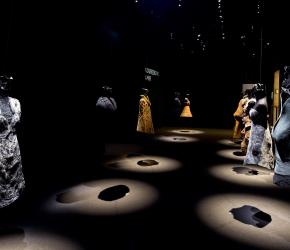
[170,129,205,135]
[0,227,82,250]
[216,149,245,161]
[217,139,241,148]
[196,193,290,250]
[106,155,182,173]
[45,178,159,216]
[155,135,199,143]
[208,164,276,188]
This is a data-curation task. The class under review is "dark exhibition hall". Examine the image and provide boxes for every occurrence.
[1,0,290,249]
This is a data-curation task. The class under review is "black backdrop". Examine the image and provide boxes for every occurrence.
[1,0,290,185]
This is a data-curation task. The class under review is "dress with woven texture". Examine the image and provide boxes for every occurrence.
[137,95,154,134]
[0,96,25,208]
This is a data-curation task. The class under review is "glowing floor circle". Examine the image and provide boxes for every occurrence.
[106,155,182,173]
[45,178,159,216]
[196,193,290,250]
[217,139,241,148]
[0,228,82,250]
[170,129,204,135]
[208,164,275,188]
[216,149,245,161]
[156,135,198,143]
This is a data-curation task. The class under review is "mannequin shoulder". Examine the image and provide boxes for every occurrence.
[9,97,21,107]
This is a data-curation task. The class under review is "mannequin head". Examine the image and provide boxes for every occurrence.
[282,66,290,95]
[253,83,266,99]
[244,88,253,99]
[174,91,181,97]
[101,85,112,96]
[141,88,149,95]
[283,65,290,81]
[0,75,13,95]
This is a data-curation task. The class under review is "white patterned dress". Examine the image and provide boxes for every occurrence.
[0,96,25,208]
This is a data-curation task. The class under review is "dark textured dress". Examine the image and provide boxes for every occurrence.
[272,96,290,176]
[243,97,274,169]
[0,96,25,208]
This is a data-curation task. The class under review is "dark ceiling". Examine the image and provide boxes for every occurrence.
[1,0,290,129]
[1,0,290,92]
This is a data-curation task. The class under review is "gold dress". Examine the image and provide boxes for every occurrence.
[233,97,248,142]
[180,98,192,117]
[136,95,154,134]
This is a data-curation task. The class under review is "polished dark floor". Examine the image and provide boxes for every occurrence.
[0,126,289,250]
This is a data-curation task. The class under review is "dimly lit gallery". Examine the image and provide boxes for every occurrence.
[1,0,290,249]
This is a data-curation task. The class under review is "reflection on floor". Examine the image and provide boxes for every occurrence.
[1,127,289,249]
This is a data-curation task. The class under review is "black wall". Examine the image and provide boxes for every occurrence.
[1,0,290,186]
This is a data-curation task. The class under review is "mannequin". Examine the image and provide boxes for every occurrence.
[272,66,290,187]
[0,75,25,208]
[136,88,154,134]
[96,85,117,112]
[233,89,251,143]
[240,90,256,154]
[233,90,249,143]
[180,93,193,117]
[173,91,182,118]
[243,83,274,169]
[96,85,118,158]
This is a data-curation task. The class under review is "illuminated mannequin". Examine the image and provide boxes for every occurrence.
[180,93,193,117]
[0,75,25,208]
[240,92,256,154]
[136,88,154,134]
[233,90,250,143]
[272,66,290,187]
[96,85,117,112]
[244,83,273,169]
[173,91,182,118]
[96,85,117,155]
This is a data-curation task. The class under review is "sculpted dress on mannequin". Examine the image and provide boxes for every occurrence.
[272,67,290,187]
[243,84,274,169]
[233,91,249,143]
[233,108,242,143]
[240,96,256,154]
[180,94,193,118]
[96,86,117,113]
[173,92,182,118]
[0,76,25,208]
[137,88,154,134]
[96,85,117,158]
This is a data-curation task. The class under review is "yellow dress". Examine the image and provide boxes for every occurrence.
[137,95,154,134]
[233,97,248,142]
[180,98,192,117]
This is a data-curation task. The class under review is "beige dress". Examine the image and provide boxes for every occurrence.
[136,95,154,134]
[180,98,192,117]
[233,97,248,142]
